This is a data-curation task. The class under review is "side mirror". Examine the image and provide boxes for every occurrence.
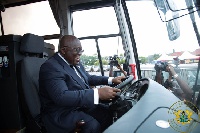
[194,0,200,17]
[165,10,180,41]
[154,0,180,41]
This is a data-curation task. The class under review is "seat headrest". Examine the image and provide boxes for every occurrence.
[20,33,44,54]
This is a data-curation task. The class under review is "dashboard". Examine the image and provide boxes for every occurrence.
[104,78,200,133]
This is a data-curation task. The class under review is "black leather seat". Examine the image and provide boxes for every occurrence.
[17,33,47,133]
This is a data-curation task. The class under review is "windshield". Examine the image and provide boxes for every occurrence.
[126,0,200,99]
[71,1,200,97]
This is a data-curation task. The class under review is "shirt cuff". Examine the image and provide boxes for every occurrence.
[94,88,99,104]
[108,77,114,85]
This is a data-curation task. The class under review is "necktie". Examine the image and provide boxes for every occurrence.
[70,65,86,83]
[70,65,90,89]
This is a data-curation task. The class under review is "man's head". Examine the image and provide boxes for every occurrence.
[59,35,84,66]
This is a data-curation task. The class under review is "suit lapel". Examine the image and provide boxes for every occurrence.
[74,65,89,85]
[53,53,86,89]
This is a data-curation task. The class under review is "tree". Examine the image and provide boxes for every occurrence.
[145,54,160,63]
[81,54,123,66]
[80,54,98,66]
[139,56,147,64]
[102,59,108,65]
[152,54,161,60]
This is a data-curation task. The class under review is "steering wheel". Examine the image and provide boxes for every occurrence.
[110,77,149,120]
[115,75,134,89]
[126,78,149,101]
[100,76,134,105]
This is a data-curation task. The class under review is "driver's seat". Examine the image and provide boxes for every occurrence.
[17,33,85,133]
[17,33,46,133]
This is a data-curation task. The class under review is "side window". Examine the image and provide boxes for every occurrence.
[72,7,119,37]
[1,1,60,53]
[1,1,59,36]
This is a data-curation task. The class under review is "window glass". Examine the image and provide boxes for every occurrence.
[126,1,199,57]
[1,1,59,36]
[98,37,125,77]
[79,37,124,77]
[72,6,124,77]
[126,1,200,99]
[98,37,124,57]
[72,7,119,38]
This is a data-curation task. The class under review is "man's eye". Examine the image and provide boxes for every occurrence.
[75,48,81,51]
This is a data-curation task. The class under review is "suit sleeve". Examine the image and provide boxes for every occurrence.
[39,61,95,108]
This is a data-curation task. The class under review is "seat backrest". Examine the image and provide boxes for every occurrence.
[18,33,47,132]
[20,58,45,118]
[20,33,45,117]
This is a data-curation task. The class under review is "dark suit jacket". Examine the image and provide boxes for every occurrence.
[39,53,109,132]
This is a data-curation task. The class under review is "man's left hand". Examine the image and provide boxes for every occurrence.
[112,76,126,85]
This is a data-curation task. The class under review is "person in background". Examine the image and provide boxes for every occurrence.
[155,63,193,101]
[39,35,125,133]
[165,64,200,113]
[164,65,193,101]
[109,63,127,77]
[116,64,127,77]
[154,69,164,85]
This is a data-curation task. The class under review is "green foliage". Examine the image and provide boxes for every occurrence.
[118,56,125,64]
[80,54,125,66]
[138,54,160,64]
[93,59,109,66]
[153,54,161,60]
[102,59,108,65]
[139,56,147,64]
[80,54,98,65]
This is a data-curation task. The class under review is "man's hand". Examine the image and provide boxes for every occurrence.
[166,65,176,76]
[98,86,121,100]
[112,76,125,85]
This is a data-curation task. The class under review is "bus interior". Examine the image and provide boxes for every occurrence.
[0,0,200,133]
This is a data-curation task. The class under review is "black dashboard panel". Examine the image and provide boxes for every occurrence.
[104,79,200,133]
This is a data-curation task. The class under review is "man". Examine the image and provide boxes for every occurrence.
[39,35,124,133]
[109,63,127,77]
[164,65,193,101]
[154,62,193,101]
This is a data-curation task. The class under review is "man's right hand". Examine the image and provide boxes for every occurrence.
[98,86,121,100]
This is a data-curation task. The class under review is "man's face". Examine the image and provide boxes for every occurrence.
[61,40,84,66]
